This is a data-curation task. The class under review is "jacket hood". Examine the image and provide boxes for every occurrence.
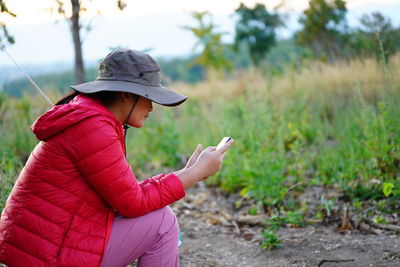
[31,94,120,141]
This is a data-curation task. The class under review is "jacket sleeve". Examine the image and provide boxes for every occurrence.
[69,117,186,217]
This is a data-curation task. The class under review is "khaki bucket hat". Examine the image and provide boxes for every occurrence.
[71,49,187,106]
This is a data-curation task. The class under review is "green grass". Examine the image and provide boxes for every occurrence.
[1,55,399,215]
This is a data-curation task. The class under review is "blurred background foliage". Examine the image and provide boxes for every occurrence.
[3,0,400,95]
[1,0,399,222]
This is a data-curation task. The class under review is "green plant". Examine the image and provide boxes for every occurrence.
[315,211,324,220]
[260,211,305,250]
[266,211,306,229]
[183,11,232,74]
[0,0,16,45]
[260,229,281,250]
[320,195,334,217]
[352,199,363,212]
[372,214,388,224]
[0,152,21,209]
[382,182,394,197]
[248,206,258,215]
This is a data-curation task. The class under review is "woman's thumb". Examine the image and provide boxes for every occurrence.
[195,144,202,154]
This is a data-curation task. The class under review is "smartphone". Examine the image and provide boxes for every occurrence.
[216,137,232,150]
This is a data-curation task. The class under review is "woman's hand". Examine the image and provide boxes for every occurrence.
[174,144,202,180]
[192,139,234,179]
[174,139,234,190]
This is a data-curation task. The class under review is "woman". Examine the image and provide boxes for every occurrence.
[0,49,233,267]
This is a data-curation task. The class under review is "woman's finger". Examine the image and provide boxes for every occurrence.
[217,139,234,154]
[204,146,216,152]
[195,144,203,154]
[191,144,202,161]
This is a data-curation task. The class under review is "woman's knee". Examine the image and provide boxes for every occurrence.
[158,206,178,235]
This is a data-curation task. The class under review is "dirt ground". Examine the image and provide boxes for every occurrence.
[1,183,398,267]
[174,183,400,267]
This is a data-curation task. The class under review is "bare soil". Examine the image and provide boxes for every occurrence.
[173,183,400,267]
[2,183,397,267]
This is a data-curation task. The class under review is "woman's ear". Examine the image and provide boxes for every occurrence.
[120,92,133,102]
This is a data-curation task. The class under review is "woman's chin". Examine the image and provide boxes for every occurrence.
[128,117,147,128]
[129,122,144,128]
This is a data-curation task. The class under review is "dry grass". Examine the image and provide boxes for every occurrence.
[173,68,268,102]
[173,54,400,108]
[272,56,399,103]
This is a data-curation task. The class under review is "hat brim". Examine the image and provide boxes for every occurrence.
[71,80,187,107]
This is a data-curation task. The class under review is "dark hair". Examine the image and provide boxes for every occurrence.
[55,90,120,107]
[55,90,80,105]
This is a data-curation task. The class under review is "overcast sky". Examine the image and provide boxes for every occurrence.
[3,0,400,25]
[1,0,400,67]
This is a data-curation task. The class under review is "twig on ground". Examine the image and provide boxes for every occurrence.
[317,259,355,266]
[231,220,241,234]
[365,219,400,232]
[358,222,382,235]
[288,182,304,191]
[236,215,269,227]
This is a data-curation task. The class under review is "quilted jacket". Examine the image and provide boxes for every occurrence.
[0,94,185,266]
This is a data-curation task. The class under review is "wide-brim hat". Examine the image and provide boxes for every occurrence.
[71,49,187,107]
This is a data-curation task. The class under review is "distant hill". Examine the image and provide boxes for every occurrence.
[0,62,72,83]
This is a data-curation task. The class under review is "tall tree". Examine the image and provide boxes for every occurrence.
[297,0,347,61]
[357,12,400,62]
[54,0,126,84]
[234,3,284,66]
[183,11,232,75]
[0,0,16,45]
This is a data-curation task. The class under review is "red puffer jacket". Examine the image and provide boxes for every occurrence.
[0,94,185,267]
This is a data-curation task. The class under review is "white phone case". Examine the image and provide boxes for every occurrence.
[216,137,231,150]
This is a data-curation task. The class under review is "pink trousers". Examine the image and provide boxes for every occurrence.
[100,206,180,267]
